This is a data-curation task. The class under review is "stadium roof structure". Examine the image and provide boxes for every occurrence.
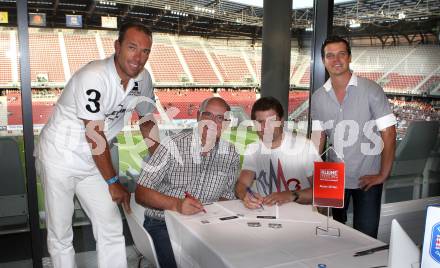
[1,0,439,39]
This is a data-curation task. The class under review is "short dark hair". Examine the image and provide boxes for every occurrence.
[118,21,152,43]
[321,35,351,59]
[251,97,284,120]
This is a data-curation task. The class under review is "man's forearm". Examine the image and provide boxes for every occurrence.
[84,119,116,180]
[235,181,248,200]
[135,186,180,212]
[90,145,116,180]
[296,188,313,204]
[235,170,255,200]
[379,126,397,180]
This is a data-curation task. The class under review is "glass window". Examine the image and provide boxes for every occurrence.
[0,26,34,266]
[327,2,440,205]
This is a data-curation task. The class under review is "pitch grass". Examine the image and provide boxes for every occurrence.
[117,128,258,172]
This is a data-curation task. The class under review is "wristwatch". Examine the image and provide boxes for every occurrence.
[291,191,299,202]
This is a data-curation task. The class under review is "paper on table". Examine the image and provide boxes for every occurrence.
[217,200,278,219]
[180,202,236,224]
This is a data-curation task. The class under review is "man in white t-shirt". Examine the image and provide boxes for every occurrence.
[236,97,321,208]
[34,22,158,268]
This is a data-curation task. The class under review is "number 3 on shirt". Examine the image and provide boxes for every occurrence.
[86,89,101,113]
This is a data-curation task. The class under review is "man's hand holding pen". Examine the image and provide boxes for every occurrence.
[243,187,265,209]
[177,191,207,215]
[263,191,296,206]
[243,187,303,209]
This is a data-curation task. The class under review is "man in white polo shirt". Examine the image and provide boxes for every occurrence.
[311,36,397,238]
[236,97,321,208]
[34,22,158,268]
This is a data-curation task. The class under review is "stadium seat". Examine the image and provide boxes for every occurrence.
[0,137,28,232]
[218,90,256,115]
[155,90,214,119]
[109,138,137,193]
[149,44,185,83]
[64,33,100,74]
[0,32,13,84]
[422,139,440,198]
[180,47,219,84]
[29,31,65,83]
[383,121,440,203]
[123,193,160,268]
[211,51,251,83]
[288,91,309,114]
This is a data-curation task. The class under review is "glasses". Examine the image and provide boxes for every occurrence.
[200,111,230,123]
[325,51,349,60]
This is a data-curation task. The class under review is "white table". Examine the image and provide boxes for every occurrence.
[165,200,389,268]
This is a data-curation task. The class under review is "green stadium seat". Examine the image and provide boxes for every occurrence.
[0,137,28,233]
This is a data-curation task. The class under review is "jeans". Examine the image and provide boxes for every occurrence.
[332,184,383,238]
[143,216,177,268]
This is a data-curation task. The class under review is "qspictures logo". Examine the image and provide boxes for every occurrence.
[429,222,440,264]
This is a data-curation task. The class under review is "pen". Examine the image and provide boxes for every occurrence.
[184,191,207,213]
[353,244,389,257]
[246,187,264,210]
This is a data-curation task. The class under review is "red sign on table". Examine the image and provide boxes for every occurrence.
[313,162,345,208]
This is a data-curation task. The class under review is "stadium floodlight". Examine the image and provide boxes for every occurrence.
[193,6,215,15]
[170,10,187,17]
[349,19,361,28]
[398,12,406,20]
[305,25,313,31]
[99,1,116,6]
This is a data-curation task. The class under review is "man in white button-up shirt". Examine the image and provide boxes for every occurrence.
[311,36,397,238]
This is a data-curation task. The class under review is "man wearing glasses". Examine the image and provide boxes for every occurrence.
[311,36,396,238]
[135,97,240,268]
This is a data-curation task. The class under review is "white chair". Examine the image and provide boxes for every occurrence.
[123,194,160,268]
[388,219,420,268]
